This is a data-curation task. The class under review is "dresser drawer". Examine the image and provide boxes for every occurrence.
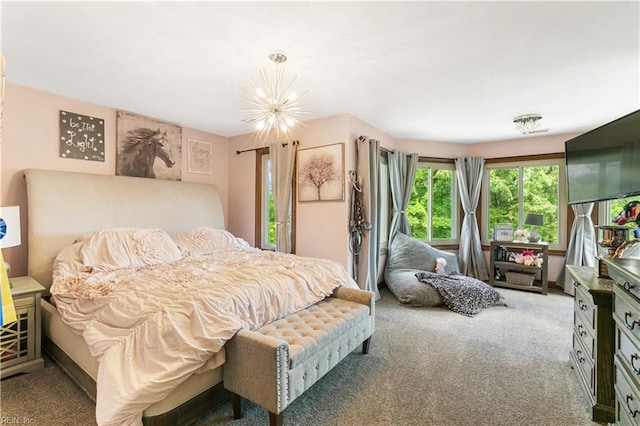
[616,357,640,425]
[573,333,595,394]
[615,287,640,342]
[610,264,640,303]
[575,284,596,328]
[617,326,640,391]
[574,312,595,360]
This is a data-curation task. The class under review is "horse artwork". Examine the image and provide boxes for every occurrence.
[116,111,182,181]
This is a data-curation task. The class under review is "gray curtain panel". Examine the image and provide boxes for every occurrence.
[270,142,297,253]
[455,157,489,280]
[353,136,381,298]
[558,203,596,296]
[388,151,418,241]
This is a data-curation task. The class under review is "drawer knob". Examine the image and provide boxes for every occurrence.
[625,312,640,330]
[632,354,640,375]
[578,300,588,311]
[577,324,587,337]
[576,350,585,363]
[624,281,635,292]
[627,395,640,418]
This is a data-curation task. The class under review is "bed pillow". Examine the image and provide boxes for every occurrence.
[79,228,182,272]
[173,227,248,257]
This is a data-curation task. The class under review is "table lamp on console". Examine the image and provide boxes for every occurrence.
[524,213,544,243]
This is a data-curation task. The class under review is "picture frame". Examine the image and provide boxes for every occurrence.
[187,139,213,175]
[116,111,182,181]
[59,110,105,162]
[493,224,514,241]
[297,143,345,202]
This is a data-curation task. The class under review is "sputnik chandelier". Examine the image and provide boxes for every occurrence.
[242,51,307,143]
[513,114,544,134]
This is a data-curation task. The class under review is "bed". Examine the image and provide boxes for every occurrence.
[25,169,358,426]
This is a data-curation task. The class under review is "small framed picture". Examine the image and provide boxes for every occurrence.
[187,139,213,175]
[494,224,514,241]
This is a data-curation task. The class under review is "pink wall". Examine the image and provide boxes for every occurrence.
[2,82,579,285]
[1,83,229,277]
[228,114,355,269]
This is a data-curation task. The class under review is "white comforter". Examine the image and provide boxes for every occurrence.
[52,246,357,426]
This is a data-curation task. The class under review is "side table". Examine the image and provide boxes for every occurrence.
[1,276,45,378]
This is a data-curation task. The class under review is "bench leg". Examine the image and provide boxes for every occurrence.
[362,337,372,354]
[230,392,242,419]
[269,411,283,426]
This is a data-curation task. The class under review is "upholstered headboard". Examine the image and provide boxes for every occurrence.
[24,169,225,292]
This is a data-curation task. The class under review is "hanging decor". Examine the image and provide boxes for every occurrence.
[241,51,307,144]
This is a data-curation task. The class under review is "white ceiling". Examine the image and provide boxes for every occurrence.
[2,1,639,143]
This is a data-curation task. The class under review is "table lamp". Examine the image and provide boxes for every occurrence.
[524,213,544,243]
[0,206,22,275]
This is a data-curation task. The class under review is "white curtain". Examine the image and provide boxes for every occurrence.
[558,203,596,296]
[270,142,297,253]
[352,136,381,297]
[455,157,489,280]
[388,151,418,240]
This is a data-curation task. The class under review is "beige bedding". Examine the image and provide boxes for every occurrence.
[51,228,357,426]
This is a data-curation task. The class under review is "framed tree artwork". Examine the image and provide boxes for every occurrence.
[297,143,345,202]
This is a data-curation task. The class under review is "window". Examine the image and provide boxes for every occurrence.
[599,196,639,233]
[256,149,294,251]
[482,157,567,250]
[406,160,458,244]
[259,154,276,249]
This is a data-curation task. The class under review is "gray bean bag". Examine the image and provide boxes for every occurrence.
[384,232,460,307]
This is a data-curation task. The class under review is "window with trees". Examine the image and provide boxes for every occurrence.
[600,196,640,232]
[482,157,567,250]
[406,160,458,244]
[256,149,294,251]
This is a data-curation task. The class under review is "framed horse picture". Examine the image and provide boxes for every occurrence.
[116,111,182,181]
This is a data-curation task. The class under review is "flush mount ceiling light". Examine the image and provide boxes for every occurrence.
[513,114,548,135]
[241,51,307,143]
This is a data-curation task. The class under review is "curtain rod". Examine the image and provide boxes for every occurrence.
[236,140,299,155]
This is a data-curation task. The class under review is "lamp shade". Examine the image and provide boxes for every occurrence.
[0,206,21,248]
[524,213,544,227]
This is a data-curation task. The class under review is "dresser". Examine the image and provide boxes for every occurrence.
[567,265,615,423]
[604,257,640,425]
[0,276,45,378]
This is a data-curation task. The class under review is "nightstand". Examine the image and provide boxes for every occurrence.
[0,276,45,378]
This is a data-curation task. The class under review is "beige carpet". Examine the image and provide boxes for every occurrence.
[1,286,597,425]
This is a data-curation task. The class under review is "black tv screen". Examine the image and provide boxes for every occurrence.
[565,109,640,204]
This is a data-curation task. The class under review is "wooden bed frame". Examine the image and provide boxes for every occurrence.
[24,169,230,425]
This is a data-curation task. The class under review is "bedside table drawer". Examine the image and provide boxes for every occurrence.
[13,294,35,309]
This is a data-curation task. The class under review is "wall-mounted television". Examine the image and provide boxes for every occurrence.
[565,109,640,205]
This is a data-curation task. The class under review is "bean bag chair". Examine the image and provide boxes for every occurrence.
[384,232,460,307]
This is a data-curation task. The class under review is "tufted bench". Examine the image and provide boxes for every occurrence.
[223,286,375,426]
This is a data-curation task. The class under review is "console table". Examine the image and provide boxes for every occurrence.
[489,241,548,295]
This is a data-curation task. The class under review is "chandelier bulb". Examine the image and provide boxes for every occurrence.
[256,120,265,130]
[256,88,266,98]
[268,116,276,124]
[288,92,297,101]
